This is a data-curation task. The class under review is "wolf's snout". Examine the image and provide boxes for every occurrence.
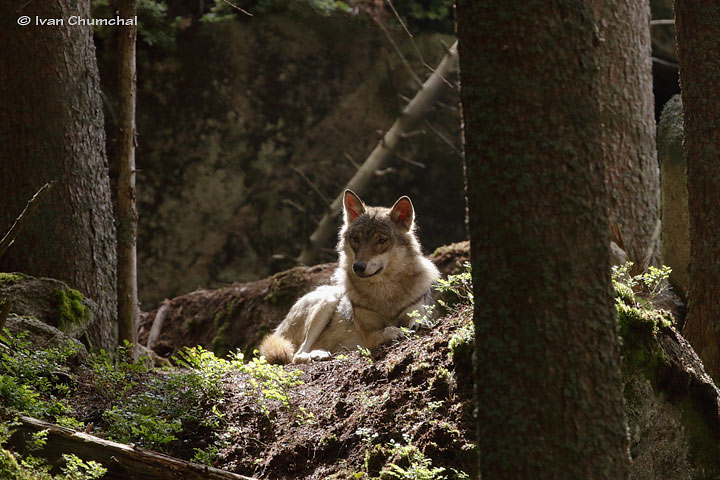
[352,261,367,274]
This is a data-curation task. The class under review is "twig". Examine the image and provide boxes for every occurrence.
[423,120,461,156]
[651,19,674,25]
[386,0,456,89]
[281,198,307,213]
[219,0,253,17]
[0,182,54,261]
[399,129,426,139]
[396,153,426,168]
[290,166,331,206]
[343,152,361,170]
[372,15,424,88]
[434,99,458,112]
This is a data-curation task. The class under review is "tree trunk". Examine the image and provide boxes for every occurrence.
[595,0,661,272]
[113,0,140,359]
[0,0,118,352]
[674,1,720,381]
[456,1,631,478]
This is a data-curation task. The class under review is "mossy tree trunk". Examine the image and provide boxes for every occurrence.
[674,1,720,381]
[0,0,118,352]
[113,0,140,359]
[456,1,631,478]
[595,0,660,272]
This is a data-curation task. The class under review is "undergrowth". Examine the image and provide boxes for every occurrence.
[612,262,674,378]
[0,420,107,480]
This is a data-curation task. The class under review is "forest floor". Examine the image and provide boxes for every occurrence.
[58,304,477,480]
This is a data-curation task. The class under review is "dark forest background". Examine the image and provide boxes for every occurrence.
[95,0,677,309]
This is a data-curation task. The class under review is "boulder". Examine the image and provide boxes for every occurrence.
[0,273,96,341]
[657,95,688,298]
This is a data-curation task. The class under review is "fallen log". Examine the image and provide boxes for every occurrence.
[8,415,257,480]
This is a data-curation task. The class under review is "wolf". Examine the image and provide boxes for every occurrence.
[259,190,441,364]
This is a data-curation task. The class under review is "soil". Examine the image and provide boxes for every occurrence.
[67,303,476,479]
[217,306,476,479]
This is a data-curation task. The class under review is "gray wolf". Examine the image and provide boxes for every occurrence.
[259,190,440,364]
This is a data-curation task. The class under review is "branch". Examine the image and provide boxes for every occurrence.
[297,41,458,265]
[0,182,54,262]
[8,415,258,480]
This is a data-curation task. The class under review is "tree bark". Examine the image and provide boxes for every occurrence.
[0,0,118,353]
[674,1,720,381]
[113,0,140,359]
[456,1,631,478]
[594,0,661,273]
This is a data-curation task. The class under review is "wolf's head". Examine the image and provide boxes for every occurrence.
[337,189,422,280]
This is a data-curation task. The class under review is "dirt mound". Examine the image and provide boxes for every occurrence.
[218,307,476,479]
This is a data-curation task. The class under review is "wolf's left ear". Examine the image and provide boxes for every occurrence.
[390,196,414,231]
[344,189,365,223]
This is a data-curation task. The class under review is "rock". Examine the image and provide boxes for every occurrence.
[3,315,88,363]
[0,273,96,341]
[624,322,720,478]
[657,95,688,298]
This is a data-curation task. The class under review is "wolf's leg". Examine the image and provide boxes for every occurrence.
[293,349,332,363]
[365,326,406,349]
[292,300,337,364]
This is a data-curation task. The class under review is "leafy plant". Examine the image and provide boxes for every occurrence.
[100,346,228,451]
[613,262,674,377]
[230,350,312,423]
[368,438,469,480]
[0,328,81,424]
[435,262,473,312]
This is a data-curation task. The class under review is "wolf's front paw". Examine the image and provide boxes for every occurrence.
[292,350,332,364]
[381,326,406,343]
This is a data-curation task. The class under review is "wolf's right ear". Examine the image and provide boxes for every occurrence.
[343,189,365,223]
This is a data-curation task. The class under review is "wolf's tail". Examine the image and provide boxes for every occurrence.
[259,333,295,365]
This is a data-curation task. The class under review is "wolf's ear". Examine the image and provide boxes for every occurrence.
[390,196,414,231]
[343,190,365,223]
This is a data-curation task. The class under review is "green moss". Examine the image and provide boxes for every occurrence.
[448,321,474,366]
[211,321,232,357]
[677,398,720,479]
[263,268,305,305]
[0,273,27,285]
[364,444,391,477]
[615,285,672,381]
[53,288,88,333]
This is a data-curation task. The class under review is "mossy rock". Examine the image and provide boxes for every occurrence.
[3,315,88,363]
[0,273,95,340]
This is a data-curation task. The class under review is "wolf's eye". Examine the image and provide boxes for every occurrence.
[377,237,387,245]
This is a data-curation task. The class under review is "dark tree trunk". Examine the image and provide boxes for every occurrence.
[674,1,720,381]
[0,0,118,352]
[456,1,631,478]
[113,0,140,358]
[595,0,660,272]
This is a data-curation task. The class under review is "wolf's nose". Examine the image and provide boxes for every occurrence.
[353,261,366,273]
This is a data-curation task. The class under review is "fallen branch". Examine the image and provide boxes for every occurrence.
[297,41,459,265]
[8,415,258,480]
[0,182,54,261]
[146,299,170,350]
